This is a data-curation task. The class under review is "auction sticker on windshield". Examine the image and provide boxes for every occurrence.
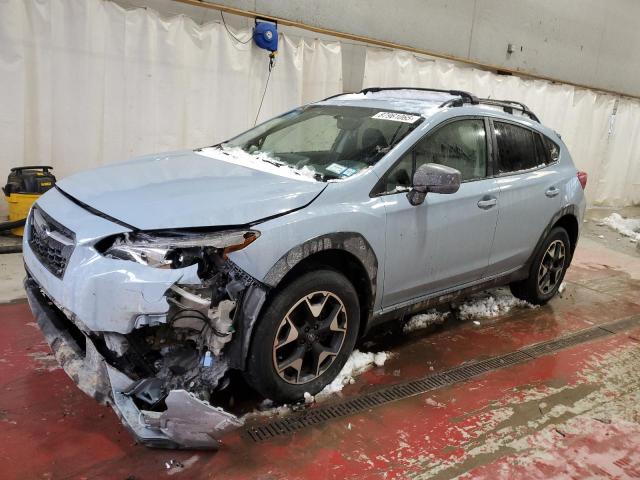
[326,163,349,174]
[326,163,359,177]
[372,112,421,123]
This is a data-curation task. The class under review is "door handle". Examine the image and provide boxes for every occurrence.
[477,197,497,209]
[545,187,560,198]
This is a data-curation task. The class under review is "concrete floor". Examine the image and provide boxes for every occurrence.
[583,206,640,257]
[0,213,639,479]
[0,252,25,304]
[0,232,24,303]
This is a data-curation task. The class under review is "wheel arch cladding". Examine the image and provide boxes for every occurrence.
[263,232,378,335]
[527,205,580,271]
[553,213,579,255]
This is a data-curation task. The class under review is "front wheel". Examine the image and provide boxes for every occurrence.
[244,269,360,403]
[510,227,570,305]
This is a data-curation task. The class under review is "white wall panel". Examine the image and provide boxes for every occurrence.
[595,99,640,206]
[0,0,342,215]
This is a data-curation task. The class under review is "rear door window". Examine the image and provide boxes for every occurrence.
[494,121,541,173]
[534,133,548,166]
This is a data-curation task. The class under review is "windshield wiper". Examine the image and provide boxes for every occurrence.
[194,143,222,153]
[256,156,286,168]
[250,152,324,181]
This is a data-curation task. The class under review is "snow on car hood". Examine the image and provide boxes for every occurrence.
[56,149,327,230]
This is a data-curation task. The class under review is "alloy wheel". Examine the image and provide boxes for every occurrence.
[272,291,348,385]
[537,239,566,295]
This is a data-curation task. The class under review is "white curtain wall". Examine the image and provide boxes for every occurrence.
[0,0,342,215]
[1,1,638,213]
[363,48,640,206]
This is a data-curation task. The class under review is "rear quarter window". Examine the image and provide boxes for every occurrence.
[542,135,560,163]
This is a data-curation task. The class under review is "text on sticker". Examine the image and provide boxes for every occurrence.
[372,112,421,123]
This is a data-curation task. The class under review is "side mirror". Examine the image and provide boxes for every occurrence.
[407,163,461,206]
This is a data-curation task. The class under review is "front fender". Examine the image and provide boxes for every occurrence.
[262,232,378,299]
[226,233,378,371]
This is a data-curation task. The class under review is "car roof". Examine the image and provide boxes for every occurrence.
[317,87,542,125]
[318,89,458,117]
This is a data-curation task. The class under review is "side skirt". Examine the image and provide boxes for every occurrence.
[368,267,528,330]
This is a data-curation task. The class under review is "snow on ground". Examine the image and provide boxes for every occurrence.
[456,287,536,321]
[403,311,448,333]
[256,287,535,413]
[317,349,391,398]
[259,285,534,410]
[600,213,640,242]
[249,400,293,419]
[249,349,391,416]
[558,281,567,295]
[405,287,537,333]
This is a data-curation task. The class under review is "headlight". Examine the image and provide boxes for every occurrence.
[102,229,260,269]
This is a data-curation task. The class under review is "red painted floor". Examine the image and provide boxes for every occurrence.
[1,239,640,479]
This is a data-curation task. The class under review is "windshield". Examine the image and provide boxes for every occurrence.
[223,105,423,181]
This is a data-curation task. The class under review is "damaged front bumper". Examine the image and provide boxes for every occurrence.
[22,192,270,449]
[25,277,243,449]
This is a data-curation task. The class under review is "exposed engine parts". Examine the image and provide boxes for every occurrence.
[167,284,235,357]
[89,249,267,416]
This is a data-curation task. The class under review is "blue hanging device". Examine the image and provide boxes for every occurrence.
[252,18,278,126]
[253,19,278,52]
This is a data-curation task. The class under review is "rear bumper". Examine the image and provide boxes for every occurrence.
[25,277,242,449]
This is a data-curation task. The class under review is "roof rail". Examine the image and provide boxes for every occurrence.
[359,87,479,106]
[322,89,540,122]
[477,99,540,122]
[321,91,356,101]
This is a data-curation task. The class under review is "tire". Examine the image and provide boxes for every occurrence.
[244,269,360,403]
[510,227,570,305]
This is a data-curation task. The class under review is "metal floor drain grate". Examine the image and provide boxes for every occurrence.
[599,315,640,333]
[245,314,640,442]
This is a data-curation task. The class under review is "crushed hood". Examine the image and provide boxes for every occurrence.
[56,149,326,230]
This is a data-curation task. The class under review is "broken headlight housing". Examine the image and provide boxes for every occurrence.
[101,229,260,270]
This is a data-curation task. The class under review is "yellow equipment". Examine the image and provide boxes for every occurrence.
[3,166,56,236]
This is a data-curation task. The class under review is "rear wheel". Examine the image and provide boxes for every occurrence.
[510,227,570,305]
[244,269,360,402]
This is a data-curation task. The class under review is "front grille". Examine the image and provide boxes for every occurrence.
[28,206,76,278]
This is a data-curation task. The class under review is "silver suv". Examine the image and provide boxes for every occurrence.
[23,88,587,448]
